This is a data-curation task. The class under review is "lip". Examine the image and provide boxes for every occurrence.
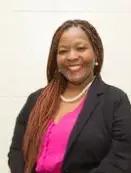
[67,65,82,72]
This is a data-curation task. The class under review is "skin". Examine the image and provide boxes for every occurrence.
[57,26,96,95]
[54,26,97,123]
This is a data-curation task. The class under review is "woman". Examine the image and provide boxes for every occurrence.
[8,19,131,173]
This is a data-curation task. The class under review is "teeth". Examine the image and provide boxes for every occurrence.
[68,65,81,71]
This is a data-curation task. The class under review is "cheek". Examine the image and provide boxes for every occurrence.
[84,56,95,68]
[57,56,64,68]
[83,50,95,64]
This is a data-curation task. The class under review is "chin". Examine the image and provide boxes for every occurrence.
[68,74,93,85]
[69,78,87,85]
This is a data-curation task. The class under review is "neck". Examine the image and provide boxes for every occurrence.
[67,75,94,92]
[63,75,94,99]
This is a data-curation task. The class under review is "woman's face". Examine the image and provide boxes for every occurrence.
[57,26,96,85]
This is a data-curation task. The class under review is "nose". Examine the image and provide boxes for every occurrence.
[67,49,79,61]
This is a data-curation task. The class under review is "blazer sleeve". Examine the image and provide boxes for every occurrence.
[89,92,131,173]
[7,89,42,173]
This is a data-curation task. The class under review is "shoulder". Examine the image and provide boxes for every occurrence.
[107,84,127,98]
[23,88,44,110]
[27,88,43,101]
[16,88,44,124]
[103,82,130,106]
[20,87,44,113]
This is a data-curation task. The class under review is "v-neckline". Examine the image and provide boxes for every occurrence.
[53,95,87,125]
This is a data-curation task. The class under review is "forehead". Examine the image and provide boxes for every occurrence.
[58,26,91,46]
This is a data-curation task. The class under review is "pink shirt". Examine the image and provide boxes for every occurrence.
[36,97,85,173]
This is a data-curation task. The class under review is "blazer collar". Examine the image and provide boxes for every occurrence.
[63,75,106,165]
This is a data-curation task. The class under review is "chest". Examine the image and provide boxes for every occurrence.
[63,101,113,168]
[54,98,85,124]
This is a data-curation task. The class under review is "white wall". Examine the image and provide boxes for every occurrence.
[0,0,131,172]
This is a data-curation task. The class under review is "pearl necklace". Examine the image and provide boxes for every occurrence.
[60,79,93,103]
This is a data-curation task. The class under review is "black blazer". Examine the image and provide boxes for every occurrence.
[8,75,131,173]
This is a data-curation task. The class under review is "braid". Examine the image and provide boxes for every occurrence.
[23,19,104,173]
[23,75,65,173]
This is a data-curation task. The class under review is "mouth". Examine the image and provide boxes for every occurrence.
[67,65,82,72]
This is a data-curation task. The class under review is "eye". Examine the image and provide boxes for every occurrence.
[77,47,87,51]
[58,50,68,55]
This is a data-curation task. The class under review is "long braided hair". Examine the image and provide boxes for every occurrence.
[23,19,104,173]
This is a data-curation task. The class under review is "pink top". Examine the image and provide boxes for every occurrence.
[36,97,86,173]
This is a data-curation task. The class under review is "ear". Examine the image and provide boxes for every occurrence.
[94,57,98,66]
[95,62,98,66]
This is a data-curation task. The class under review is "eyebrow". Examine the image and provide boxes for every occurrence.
[75,42,86,46]
[58,40,89,49]
[75,40,89,46]
[58,45,68,49]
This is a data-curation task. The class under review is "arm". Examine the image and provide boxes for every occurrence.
[89,92,131,173]
[8,90,41,173]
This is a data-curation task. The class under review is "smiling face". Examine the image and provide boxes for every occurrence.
[57,26,96,85]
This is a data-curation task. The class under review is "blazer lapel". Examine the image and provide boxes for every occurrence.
[63,75,105,162]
